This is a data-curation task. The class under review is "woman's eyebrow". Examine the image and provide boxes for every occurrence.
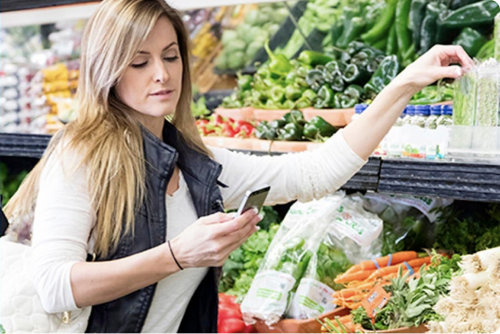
[138,42,178,55]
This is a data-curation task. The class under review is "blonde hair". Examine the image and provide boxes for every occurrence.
[5,0,210,257]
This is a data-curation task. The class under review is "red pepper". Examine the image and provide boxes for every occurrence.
[223,123,237,137]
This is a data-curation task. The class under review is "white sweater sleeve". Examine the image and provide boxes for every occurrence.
[211,130,367,210]
[32,148,95,313]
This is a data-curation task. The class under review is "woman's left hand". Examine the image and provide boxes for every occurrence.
[397,44,475,95]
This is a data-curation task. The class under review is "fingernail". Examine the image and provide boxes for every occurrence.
[258,213,264,220]
[255,226,261,231]
[252,207,259,215]
[455,67,462,77]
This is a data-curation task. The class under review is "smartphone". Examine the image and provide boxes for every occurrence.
[236,185,271,216]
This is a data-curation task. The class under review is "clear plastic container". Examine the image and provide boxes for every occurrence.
[351,104,368,122]
[425,105,441,130]
[402,105,415,125]
[411,105,430,128]
[436,105,453,127]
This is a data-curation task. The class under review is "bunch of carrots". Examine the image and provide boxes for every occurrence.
[331,251,431,309]
[320,314,362,333]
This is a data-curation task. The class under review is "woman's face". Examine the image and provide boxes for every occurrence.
[115,16,183,120]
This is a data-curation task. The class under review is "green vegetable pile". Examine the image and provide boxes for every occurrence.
[433,201,500,255]
[306,42,399,107]
[221,41,398,110]
[215,3,288,71]
[350,252,462,331]
[256,109,337,142]
[219,207,281,301]
[0,163,28,206]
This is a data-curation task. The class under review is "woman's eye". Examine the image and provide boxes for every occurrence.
[164,56,179,62]
[131,62,147,68]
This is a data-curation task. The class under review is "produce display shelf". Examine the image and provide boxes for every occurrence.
[5,132,500,201]
[0,133,51,159]
[378,159,500,203]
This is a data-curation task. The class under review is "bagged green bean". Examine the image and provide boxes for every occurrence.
[287,194,384,320]
[241,194,344,327]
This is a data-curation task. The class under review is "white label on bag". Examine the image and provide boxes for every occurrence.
[332,206,383,247]
[241,270,296,326]
[288,278,336,319]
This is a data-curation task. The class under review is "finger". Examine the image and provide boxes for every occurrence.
[212,209,257,236]
[222,223,260,257]
[443,45,474,70]
[433,65,463,80]
[202,212,235,225]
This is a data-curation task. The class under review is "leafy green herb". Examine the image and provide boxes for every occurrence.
[351,253,461,330]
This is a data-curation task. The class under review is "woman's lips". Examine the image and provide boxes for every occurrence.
[149,89,173,100]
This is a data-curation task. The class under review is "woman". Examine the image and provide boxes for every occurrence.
[4,0,473,332]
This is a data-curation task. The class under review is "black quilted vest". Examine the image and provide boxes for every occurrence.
[86,121,225,332]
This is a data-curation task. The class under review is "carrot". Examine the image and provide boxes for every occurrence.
[345,301,362,310]
[333,289,357,300]
[367,257,432,280]
[341,251,419,274]
[334,270,375,284]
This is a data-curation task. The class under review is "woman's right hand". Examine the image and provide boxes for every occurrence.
[170,209,261,268]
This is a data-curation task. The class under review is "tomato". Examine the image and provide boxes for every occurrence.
[219,318,247,333]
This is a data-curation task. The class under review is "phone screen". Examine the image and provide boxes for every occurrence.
[236,185,270,216]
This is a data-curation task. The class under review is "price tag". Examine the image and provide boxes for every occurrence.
[361,285,391,319]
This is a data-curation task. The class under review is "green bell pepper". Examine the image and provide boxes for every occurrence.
[278,123,304,141]
[342,63,370,85]
[315,85,334,109]
[264,41,293,77]
[332,93,343,109]
[270,86,286,104]
[323,61,346,83]
[285,71,298,86]
[364,55,400,99]
[409,0,427,54]
[297,51,334,67]
[346,41,367,56]
[339,93,358,108]
[331,71,345,93]
[297,65,312,78]
[302,89,318,103]
[282,109,307,126]
[305,69,326,92]
[256,121,278,140]
[236,73,253,92]
[285,84,303,101]
[395,0,412,59]
[442,0,500,29]
[303,116,337,140]
[350,49,377,68]
[453,27,489,57]
[336,17,366,49]
[345,84,364,99]
[362,0,398,44]
[295,98,312,109]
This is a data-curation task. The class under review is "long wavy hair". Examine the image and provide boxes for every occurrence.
[4,0,210,257]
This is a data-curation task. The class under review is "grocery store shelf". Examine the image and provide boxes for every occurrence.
[5,132,500,202]
[378,159,500,203]
[0,133,51,158]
